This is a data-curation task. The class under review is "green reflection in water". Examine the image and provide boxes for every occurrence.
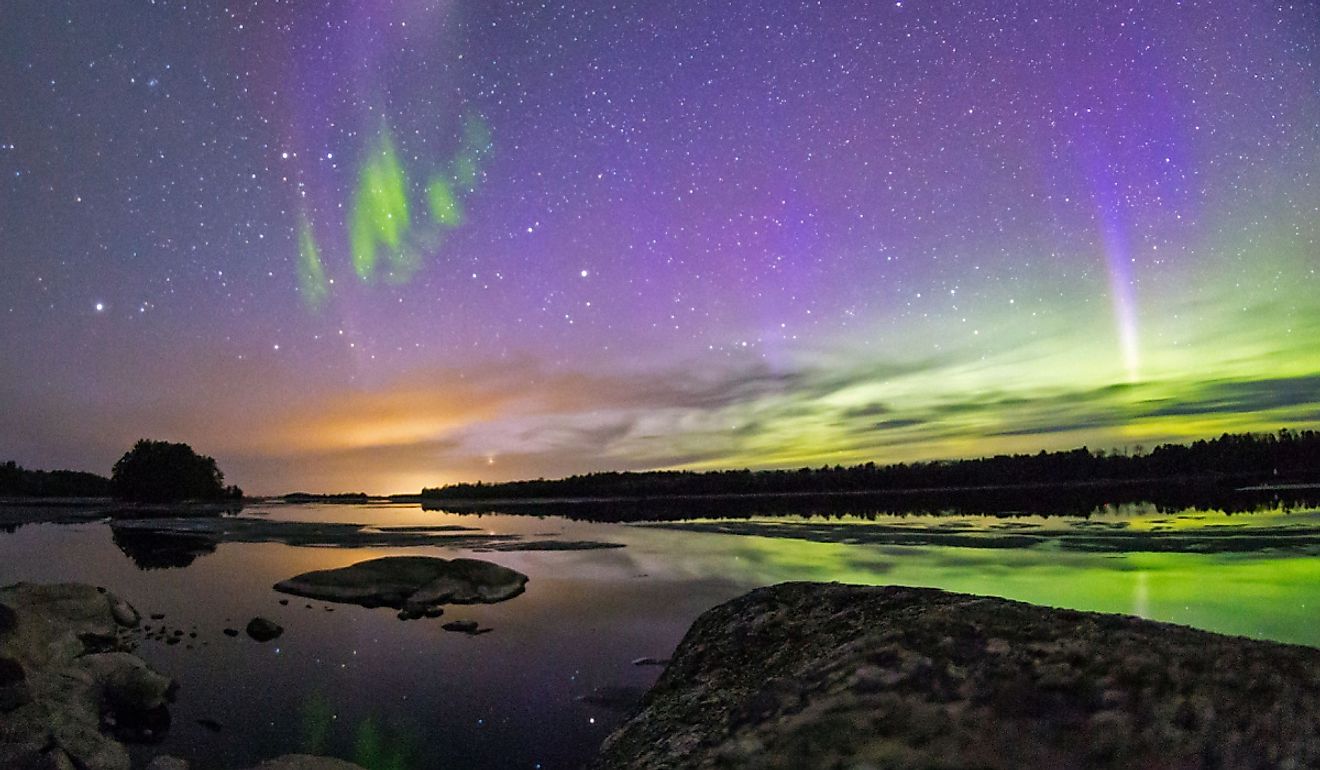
[352,715,416,770]
[705,534,1320,647]
[297,690,417,769]
[299,692,334,755]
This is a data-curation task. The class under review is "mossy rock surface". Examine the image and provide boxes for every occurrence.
[593,582,1320,769]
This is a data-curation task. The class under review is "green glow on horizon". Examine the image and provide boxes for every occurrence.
[297,215,329,310]
[687,528,1320,647]
[349,129,411,282]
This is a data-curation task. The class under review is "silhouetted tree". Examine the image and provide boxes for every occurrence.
[0,460,112,497]
[111,440,242,502]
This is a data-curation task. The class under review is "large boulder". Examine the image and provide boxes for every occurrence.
[0,583,173,770]
[594,582,1320,769]
[274,556,527,618]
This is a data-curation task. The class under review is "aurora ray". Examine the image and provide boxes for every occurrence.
[0,0,1317,493]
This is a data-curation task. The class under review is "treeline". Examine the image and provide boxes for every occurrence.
[0,460,113,498]
[282,492,370,503]
[2,439,241,502]
[425,481,1320,522]
[421,429,1320,501]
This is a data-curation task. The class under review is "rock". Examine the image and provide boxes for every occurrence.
[0,655,30,711]
[146,757,190,770]
[222,628,238,637]
[2,743,81,770]
[592,582,1320,769]
[80,652,173,714]
[107,597,140,629]
[273,557,527,617]
[240,755,367,770]
[440,620,479,634]
[481,540,625,552]
[630,657,670,667]
[111,517,621,552]
[0,583,175,770]
[245,618,283,642]
[0,583,124,667]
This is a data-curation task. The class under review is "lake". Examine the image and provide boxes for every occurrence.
[1,499,1318,769]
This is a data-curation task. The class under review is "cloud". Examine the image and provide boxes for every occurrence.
[8,327,1320,494]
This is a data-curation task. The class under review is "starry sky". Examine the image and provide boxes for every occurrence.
[2,0,1318,494]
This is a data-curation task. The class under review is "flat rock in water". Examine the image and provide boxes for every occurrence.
[593,582,1320,769]
[273,556,527,617]
[111,517,624,552]
[480,540,625,552]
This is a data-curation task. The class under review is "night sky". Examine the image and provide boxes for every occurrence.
[2,1,1318,494]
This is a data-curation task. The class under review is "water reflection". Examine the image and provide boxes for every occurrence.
[0,500,1316,770]
[111,526,218,569]
[424,483,1320,521]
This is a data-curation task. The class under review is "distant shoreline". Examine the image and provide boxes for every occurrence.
[4,475,1320,509]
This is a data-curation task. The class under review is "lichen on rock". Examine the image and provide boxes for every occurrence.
[593,582,1320,769]
[0,583,175,770]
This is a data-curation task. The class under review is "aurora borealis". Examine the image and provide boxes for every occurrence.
[2,1,1318,493]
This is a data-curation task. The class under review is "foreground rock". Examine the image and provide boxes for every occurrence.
[0,583,174,770]
[594,582,1320,769]
[274,556,528,618]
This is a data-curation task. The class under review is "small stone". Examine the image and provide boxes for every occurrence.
[109,596,141,628]
[441,620,480,634]
[245,617,283,642]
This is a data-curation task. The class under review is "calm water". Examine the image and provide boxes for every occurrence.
[2,501,1318,770]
